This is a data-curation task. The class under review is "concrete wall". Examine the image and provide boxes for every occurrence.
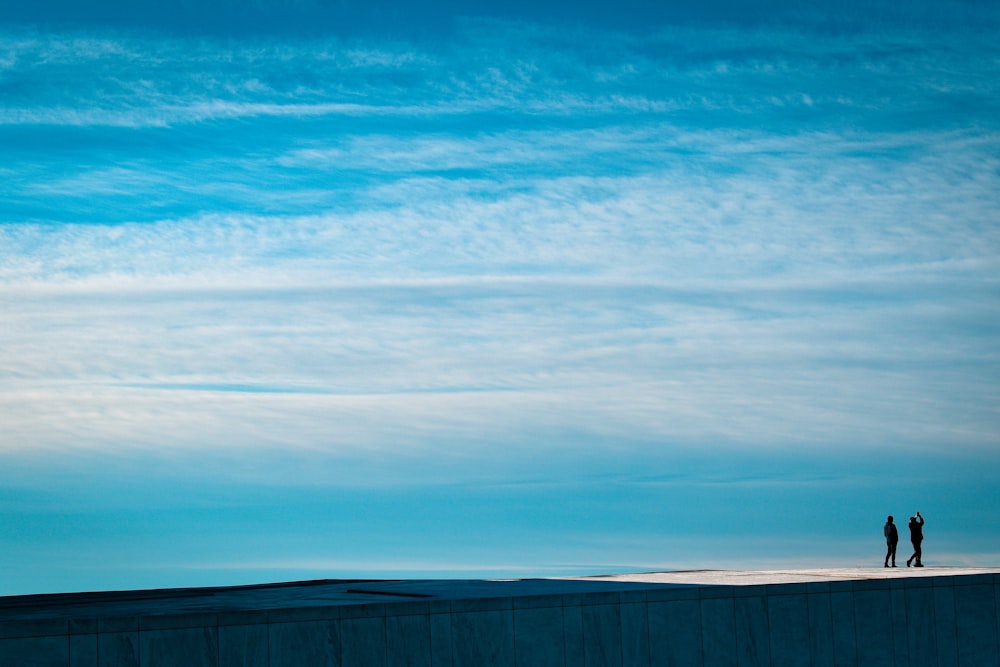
[2,573,998,666]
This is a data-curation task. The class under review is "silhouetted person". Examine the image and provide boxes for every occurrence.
[907,512,924,567]
[884,515,898,567]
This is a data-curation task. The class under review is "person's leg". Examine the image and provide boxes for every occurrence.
[885,542,892,567]
[915,540,922,566]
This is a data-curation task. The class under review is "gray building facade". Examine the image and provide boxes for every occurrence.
[1,569,998,666]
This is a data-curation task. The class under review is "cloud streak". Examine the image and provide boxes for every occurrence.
[1,9,998,591]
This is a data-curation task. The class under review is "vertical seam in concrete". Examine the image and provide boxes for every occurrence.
[890,587,898,666]
[928,583,938,665]
[618,598,625,667]
[994,580,1000,667]
[728,596,736,667]
[698,594,706,667]
[511,608,516,667]
[644,601,651,667]
[901,586,910,667]
[993,579,1000,667]
[510,608,518,667]
[561,598,568,667]
[804,592,814,666]
[823,591,833,667]
[736,597,746,667]
[851,591,859,667]
[759,595,767,667]
[949,582,958,666]
[427,611,434,667]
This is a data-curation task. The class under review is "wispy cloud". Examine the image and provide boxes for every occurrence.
[1,11,998,590]
[2,20,997,127]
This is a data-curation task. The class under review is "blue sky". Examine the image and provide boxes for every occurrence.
[1,0,999,595]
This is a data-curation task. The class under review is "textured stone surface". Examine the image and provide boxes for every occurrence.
[805,589,834,667]
[0,635,68,667]
[734,594,769,667]
[512,606,563,667]
[620,601,650,667]
[581,602,622,667]
[700,596,736,667]
[830,590,858,666]
[450,610,513,667]
[70,634,98,667]
[140,627,217,667]
[767,593,809,667]
[268,619,340,667]
[218,624,267,667]
[647,599,702,666]
[385,613,430,667]
[99,631,139,667]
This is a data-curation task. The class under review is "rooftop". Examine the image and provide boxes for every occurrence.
[3,567,998,623]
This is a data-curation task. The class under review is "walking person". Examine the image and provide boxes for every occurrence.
[907,512,925,567]
[884,515,898,567]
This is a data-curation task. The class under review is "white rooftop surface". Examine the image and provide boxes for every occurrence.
[576,566,1000,586]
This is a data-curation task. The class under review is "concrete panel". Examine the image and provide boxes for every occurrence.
[933,585,958,667]
[645,587,700,603]
[341,617,387,667]
[829,591,857,667]
[904,587,938,667]
[99,632,139,667]
[269,619,341,667]
[98,617,138,634]
[954,583,998,666]
[386,613,431,667]
[140,614,217,632]
[268,606,339,624]
[450,610,514,667]
[890,587,909,666]
[621,602,649,667]
[429,613,452,667]
[70,634,98,667]
[139,626,217,667]
[767,594,809,667]
[513,606,564,667]
[450,597,511,613]
[69,620,97,637]
[648,599,701,666]
[0,620,66,640]
[733,595,769,667]
[218,624,267,667]
[701,596,736,667]
[996,578,1000,667]
[806,592,834,667]
[340,604,386,620]
[562,602,584,666]
[853,589,894,667]
[581,603,622,667]
[513,595,562,610]
[620,590,647,605]
[0,635,68,667]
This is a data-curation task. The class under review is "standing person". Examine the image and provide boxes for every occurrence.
[907,512,925,567]
[884,515,898,568]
